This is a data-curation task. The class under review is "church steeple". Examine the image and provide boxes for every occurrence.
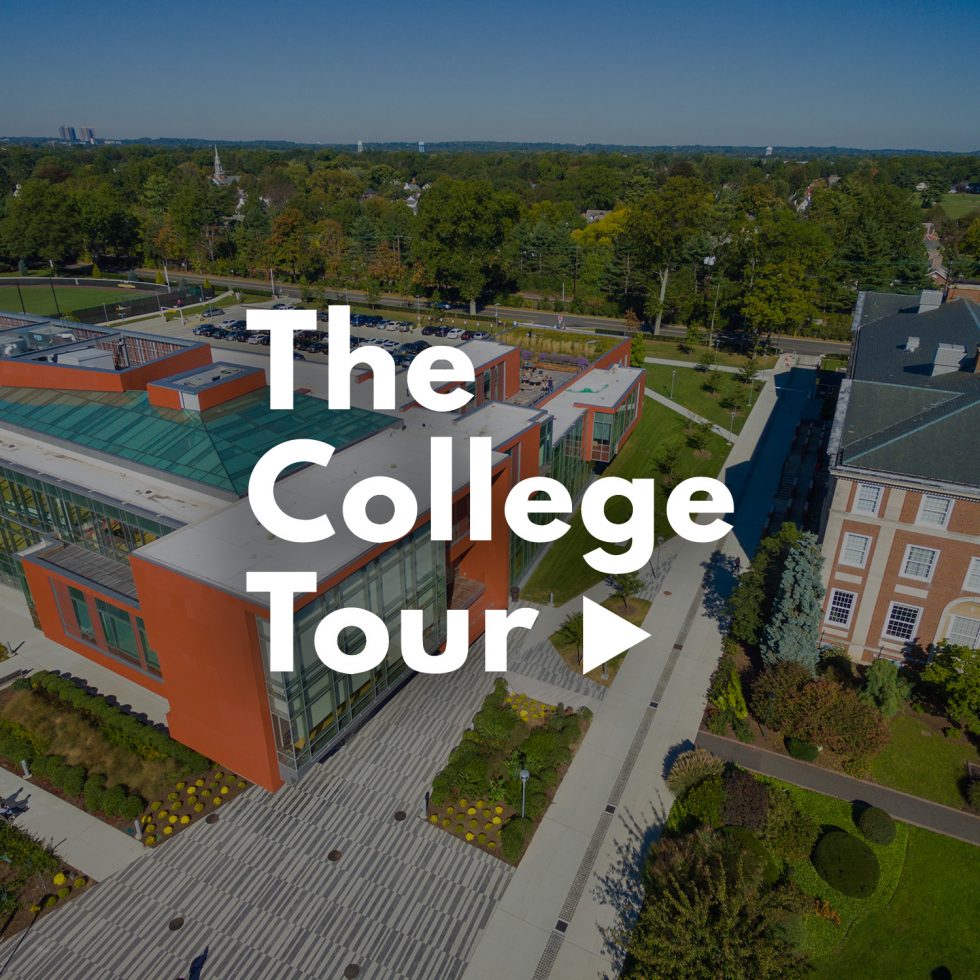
[213,145,225,181]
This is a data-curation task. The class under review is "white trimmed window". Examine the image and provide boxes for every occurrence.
[826,589,857,627]
[841,533,872,568]
[917,494,953,528]
[883,602,922,642]
[947,615,980,649]
[964,558,980,593]
[901,545,939,582]
[854,483,883,516]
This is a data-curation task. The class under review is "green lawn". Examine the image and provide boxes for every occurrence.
[0,284,152,316]
[522,398,728,604]
[643,337,778,369]
[938,192,980,220]
[871,711,979,809]
[644,364,762,433]
[810,826,980,980]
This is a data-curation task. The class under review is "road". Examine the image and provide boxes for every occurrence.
[136,268,851,357]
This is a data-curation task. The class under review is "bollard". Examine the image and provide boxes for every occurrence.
[20,760,31,780]
[133,819,142,841]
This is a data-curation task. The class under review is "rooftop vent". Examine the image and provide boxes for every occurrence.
[917,289,943,314]
[930,343,967,376]
[906,336,920,353]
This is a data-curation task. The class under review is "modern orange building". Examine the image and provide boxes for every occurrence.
[0,313,644,790]
[820,291,980,664]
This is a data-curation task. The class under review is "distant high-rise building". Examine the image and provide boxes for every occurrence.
[357,140,364,154]
[58,125,69,141]
[79,127,95,143]
[418,140,425,154]
[67,126,77,142]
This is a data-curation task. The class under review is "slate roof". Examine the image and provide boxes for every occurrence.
[835,293,980,490]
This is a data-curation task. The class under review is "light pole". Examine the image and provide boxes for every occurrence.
[519,768,530,819]
[730,408,736,435]
[670,369,677,401]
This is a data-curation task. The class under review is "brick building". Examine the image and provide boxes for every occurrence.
[820,291,980,663]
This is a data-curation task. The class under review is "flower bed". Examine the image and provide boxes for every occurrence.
[140,767,250,847]
[0,820,91,938]
[426,679,590,864]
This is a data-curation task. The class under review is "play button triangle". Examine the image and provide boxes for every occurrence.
[582,596,651,674]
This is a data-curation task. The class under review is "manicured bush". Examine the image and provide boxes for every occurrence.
[761,787,820,862]
[120,795,145,822]
[857,806,896,845]
[683,774,724,828]
[0,822,59,875]
[62,764,87,798]
[812,830,880,898]
[83,775,105,813]
[666,748,724,796]
[720,825,780,885]
[966,780,980,811]
[786,738,819,762]
[721,769,769,831]
[73,877,87,889]
[56,887,71,900]
[102,784,127,818]
[52,873,66,887]
[501,817,531,861]
[772,912,805,949]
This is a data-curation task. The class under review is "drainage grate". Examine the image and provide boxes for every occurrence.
[604,804,616,815]
[649,699,659,709]
[554,920,568,934]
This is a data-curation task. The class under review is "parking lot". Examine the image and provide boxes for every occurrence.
[127,298,492,369]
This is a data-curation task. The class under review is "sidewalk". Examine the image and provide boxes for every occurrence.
[0,768,144,880]
[697,732,980,847]
[644,386,736,442]
[0,585,169,725]
[644,356,752,374]
[465,359,816,979]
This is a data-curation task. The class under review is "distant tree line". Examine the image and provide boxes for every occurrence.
[1,144,977,338]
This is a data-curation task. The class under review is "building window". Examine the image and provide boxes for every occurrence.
[840,533,871,568]
[853,483,882,516]
[917,494,952,528]
[827,589,857,627]
[901,545,939,582]
[883,602,922,642]
[67,586,96,643]
[947,615,980,649]
[96,599,141,665]
[964,558,980,593]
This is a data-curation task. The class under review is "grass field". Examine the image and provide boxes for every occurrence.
[643,337,778,369]
[809,825,980,979]
[870,711,979,809]
[938,192,980,220]
[644,364,762,434]
[0,284,153,316]
[522,398,728,604]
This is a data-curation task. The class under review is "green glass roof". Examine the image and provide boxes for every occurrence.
[0,387,397,496]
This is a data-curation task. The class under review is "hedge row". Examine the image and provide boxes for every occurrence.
[16,672,207,772]
[0,820,59,876]
[0,718,144,821]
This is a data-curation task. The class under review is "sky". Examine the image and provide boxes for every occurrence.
[3,0,979,151]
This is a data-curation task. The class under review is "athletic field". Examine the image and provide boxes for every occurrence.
[0,284,154,317]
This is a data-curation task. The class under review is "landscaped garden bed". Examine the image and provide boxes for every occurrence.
[550,595,651,685]
[0,819,91,939]
[0,671,249,839]
[426,680,590,863]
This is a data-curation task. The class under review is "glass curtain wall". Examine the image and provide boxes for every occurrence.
[0,464,174,584]
[258,525,447,776]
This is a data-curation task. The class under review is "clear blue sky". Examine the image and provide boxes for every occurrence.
[3,0,978,150]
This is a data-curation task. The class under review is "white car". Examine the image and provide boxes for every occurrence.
[381,339,399,349]
[446,327,464,339]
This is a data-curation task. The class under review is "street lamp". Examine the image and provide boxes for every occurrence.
[670,369,677,401]
[730,408,736,434]
[519,768,530,819]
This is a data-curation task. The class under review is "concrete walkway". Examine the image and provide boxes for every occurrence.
[0,768,144,880]
[0,585,169,725]
[697,732,980,847]
[466,358,816,979]
[644,356,747,374]
[644,387,736,442]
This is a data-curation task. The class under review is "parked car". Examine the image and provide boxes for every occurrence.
[469,330,491,340]
[446,328,464,339]
[293,352,306,361]
[210,327,230,339]
[200,307,225,318]
[271,302,288,310]
[381,339,400,349]
[317,311,329,322]
[192,325,213,336]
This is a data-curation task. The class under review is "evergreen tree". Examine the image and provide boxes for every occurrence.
[860,659,911,717]
[761,533,825,674]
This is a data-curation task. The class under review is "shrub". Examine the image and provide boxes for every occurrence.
[57,887,71,900]
[83,775,105,813]
[501,817,531,862]
[74,877,87,889]
[666,748,724,796]
[772,912,806,949]
[857,806,896,845]
[721,769,769,831]
[52,873,66,887]
[812,830,880,898]
[120,795,145,822]
[968,780,980,811]
[683,774,724,828]
[749,662,811,730]
[102,784,127,818]
[720,825,780,885]
[785,738,819,762]
[761,788,820,862]
[62,765,87,798]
